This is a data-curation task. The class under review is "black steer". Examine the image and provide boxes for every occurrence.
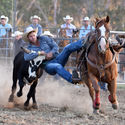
[8,51,44,109]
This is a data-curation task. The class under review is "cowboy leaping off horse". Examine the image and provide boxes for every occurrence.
[23,27,85,84]
[22,16,124,85]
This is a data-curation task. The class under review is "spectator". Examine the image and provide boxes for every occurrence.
[12,31,28,57]
[60,15,76,38]
[27,15,42,36]
[79,17,95,39]
[0,15,12,38]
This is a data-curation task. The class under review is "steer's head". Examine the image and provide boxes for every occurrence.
[21,47,45,84]
[28,56,45,82]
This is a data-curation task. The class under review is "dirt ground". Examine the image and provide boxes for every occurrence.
[0,63,125,125]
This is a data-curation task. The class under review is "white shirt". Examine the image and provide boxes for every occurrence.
[60,23,76,37]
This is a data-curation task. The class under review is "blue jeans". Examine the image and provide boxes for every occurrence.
[44,39,83,83]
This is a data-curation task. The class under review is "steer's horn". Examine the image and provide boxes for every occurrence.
[21,47,31,53]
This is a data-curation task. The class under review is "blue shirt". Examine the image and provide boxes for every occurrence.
[24,36,59,61]
[28,24,42,36]
[0,23,12,37]
[61,23,76,37]
[79,25,95,38]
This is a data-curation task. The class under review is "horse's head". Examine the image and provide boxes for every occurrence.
[95,16,110,54]
[59,28,67,37]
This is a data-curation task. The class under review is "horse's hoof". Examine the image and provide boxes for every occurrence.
[93,109,100,114]
[112,103,118,110]
[8,95,14,102]
[32,103,38,109]
[17,91,22,97]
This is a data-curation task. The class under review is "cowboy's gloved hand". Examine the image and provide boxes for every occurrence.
[38,51,46,56]
[45,52,53,60]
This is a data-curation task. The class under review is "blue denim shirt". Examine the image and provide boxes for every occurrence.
[0,23,12,37]
[28,24,42,36]
[24,36,59,61]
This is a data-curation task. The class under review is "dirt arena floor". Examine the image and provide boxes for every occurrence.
[0,62,125,125]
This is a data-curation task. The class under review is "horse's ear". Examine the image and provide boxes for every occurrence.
[105,16,110,23]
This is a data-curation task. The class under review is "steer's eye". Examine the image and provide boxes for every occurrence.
[36,61,40,66]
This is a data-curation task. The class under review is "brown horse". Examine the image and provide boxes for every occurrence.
[58,28,79,49]
[58,28,70,48]
[79,16,122,112]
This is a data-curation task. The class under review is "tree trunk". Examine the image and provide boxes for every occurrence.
[16,0,36,26]
[34,1,49,26]
[53,0,58,26]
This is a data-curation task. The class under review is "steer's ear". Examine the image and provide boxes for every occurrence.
[21,47,31,53]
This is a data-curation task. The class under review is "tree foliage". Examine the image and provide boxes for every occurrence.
[0,0,12,23]
[0,0,125,30]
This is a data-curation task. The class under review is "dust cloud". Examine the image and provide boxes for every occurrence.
[0,60,92,113]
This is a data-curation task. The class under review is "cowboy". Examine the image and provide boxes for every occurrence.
[27,15,42,36]
[79,17,95,39]
[12,31,28,56]
[23,27,83,84]
[0,15,12,38]
[60,15,76,38]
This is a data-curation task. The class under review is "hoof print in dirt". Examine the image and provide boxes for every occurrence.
[60,106,68,112]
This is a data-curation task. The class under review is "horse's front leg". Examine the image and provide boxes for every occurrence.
[89,73,100,111]
[84,74,95,106]
[108,79,118,109]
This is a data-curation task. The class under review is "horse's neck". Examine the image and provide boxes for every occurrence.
[88,43,113,64]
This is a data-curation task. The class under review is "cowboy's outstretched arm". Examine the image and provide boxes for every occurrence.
[24,51,39,61]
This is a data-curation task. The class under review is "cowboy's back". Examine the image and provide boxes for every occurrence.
[24,36,59,61]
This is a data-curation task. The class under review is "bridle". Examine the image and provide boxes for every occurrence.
[95,21,110,53]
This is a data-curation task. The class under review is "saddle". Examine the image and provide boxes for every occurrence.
[76,32,96,71]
